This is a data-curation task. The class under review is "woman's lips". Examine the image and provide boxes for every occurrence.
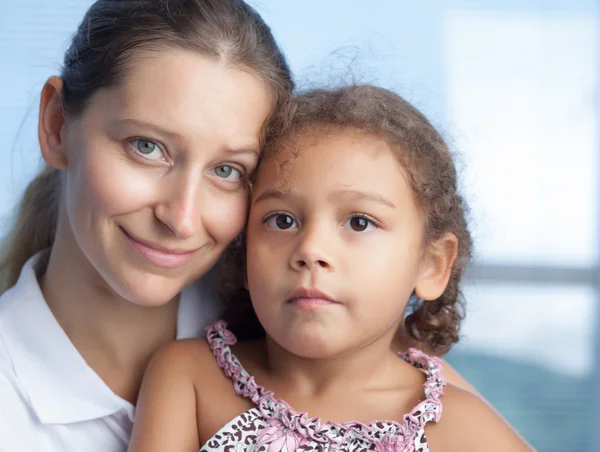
[120,227,199,269]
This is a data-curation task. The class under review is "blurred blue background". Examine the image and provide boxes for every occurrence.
[1,1,598,450]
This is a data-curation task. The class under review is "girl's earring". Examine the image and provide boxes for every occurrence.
[409,292,423,305]
[405,292,423,317]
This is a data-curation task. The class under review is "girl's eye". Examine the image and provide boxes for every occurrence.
[343,215,377,232]
[265,214,297,230]
[129,139,164,161]
[214,165,242,181]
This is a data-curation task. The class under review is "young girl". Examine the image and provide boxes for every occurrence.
[129,85,532,451]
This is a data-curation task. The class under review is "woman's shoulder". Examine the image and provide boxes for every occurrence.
[0,346,43,449]
[426,384,534,451]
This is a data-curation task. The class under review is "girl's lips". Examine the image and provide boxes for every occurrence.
[120,227,199,269]
[287,287,341,310]
[290,297,339,310]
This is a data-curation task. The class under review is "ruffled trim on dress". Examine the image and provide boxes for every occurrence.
[206,320,446,447]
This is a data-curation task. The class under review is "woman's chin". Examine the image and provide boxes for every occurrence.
[110,271,185,308]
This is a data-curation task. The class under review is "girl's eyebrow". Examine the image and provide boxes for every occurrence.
[328,189,396,209]
[254,188,291,204]
[253,188,395,209]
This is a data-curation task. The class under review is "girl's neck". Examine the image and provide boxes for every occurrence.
[40,233,179,403]
[262,329,400,397]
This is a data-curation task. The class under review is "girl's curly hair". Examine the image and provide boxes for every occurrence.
[221,84,473,355]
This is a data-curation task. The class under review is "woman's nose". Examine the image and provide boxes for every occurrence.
[154,176,202,239]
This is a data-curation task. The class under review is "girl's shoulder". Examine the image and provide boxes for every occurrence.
[146,337,226,390]
[426,384,534,452]
[130,334,242,450]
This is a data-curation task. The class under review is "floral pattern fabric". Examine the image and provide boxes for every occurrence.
[200,321,446,452]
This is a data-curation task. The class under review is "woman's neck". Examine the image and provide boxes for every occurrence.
[40,239,179,403]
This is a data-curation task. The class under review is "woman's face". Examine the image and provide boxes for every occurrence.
[53,48,272,306]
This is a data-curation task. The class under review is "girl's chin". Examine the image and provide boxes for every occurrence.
[277,335,342,359]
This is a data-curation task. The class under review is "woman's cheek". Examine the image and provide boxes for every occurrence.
[202,188,248,243]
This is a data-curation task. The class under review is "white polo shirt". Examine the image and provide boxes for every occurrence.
[0,254,222,452]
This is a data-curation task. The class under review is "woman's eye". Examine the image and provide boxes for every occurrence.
[129,139,164,160]
[265,214,297,230]
[214,165,242,181]
[343,215,376,232]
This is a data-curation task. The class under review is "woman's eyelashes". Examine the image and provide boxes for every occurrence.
[126,138,247,187]
[209,164,248,192]
[211,164,244,182]
[263,212,379,232]
[128,138,168,163]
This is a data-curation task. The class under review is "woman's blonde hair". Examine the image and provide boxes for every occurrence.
[0,166,60,292]
[0,0,293,295]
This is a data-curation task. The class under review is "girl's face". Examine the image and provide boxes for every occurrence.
[246,130,435,358]
[45,48,272,306]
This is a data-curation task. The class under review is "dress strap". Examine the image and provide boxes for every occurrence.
[399,348,446,425]
[206,321,264,402]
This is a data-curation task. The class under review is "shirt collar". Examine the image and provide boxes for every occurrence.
[0,254,134,424]
[177,263,222,340]
[0,253,221,425]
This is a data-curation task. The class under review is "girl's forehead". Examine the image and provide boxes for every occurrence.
[254,130,409,193]
[270,128,393,161]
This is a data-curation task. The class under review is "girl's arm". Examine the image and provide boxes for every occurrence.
[128,341,202,452]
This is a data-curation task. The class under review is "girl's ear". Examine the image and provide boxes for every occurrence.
[414,232,458,301]
[38,76,68,170]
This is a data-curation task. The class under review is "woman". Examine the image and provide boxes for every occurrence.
[0,1,292,451]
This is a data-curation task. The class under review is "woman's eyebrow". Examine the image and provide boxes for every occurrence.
[114,118,185,142]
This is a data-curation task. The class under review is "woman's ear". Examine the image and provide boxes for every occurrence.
[414,232,459,301]
[38,76,68,169]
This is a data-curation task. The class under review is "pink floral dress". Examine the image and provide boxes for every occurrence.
[201,321,446,452]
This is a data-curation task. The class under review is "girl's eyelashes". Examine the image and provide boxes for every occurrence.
[342,213,379,232]
[261,212,379,232]
[128,138,167,162]
[264,213,298,230]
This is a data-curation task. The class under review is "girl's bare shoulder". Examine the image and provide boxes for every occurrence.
[425,384,534,452]
[130,337,245,451]
[148,338,227,388]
